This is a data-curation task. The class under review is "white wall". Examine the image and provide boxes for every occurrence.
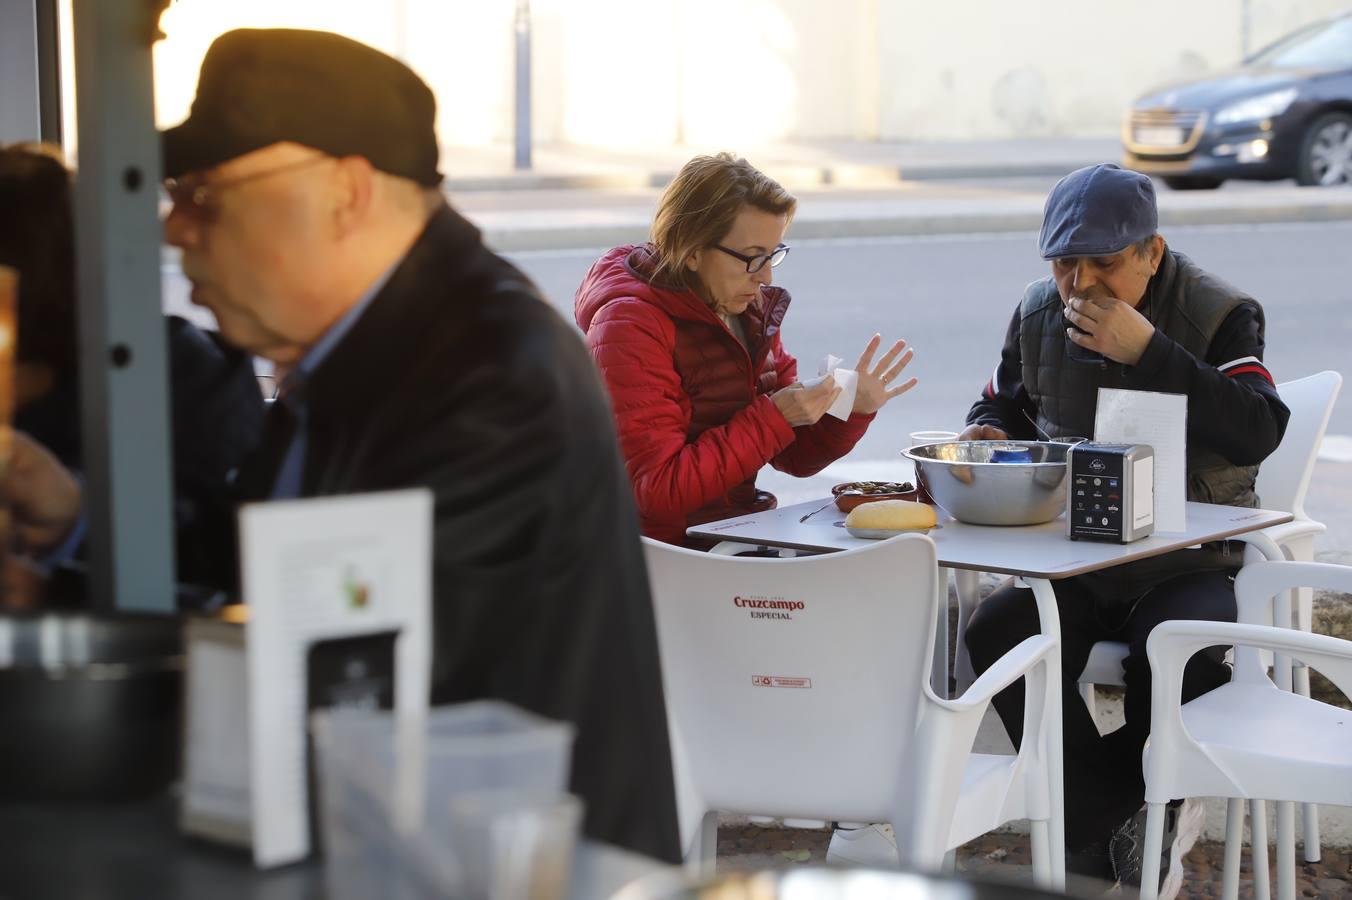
[877,0,1352,140]
[144,0,1350,148]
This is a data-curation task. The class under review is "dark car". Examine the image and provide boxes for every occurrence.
[1123,11,1352,189]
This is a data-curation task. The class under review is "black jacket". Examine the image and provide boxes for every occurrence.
[238,205,682,863]
[16,315,265,588]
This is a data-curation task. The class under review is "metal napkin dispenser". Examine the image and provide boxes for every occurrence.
[1067,442,1155,543]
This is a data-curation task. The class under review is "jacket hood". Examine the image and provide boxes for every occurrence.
[574,243,789,335]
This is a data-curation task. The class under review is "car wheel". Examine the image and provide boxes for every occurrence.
[1296,112,1352,186]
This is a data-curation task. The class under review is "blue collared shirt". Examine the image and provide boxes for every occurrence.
[269,262,399,499]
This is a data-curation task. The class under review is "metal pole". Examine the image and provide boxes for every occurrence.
[513,0,532,171]
[71,0,175,613]
[35,0,64,145]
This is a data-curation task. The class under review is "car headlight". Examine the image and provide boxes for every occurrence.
[1213,88,1298,125]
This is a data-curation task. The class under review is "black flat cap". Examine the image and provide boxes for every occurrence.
[161,28,442,186]
[1038,164,1157,259]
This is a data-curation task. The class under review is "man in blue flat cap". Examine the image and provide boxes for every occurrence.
[960,164,1289,890]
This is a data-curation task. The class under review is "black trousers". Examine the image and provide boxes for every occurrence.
[964,569,1236,852]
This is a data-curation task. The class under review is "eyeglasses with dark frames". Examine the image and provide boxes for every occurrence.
[162,155,331,220]
[713,243,790,274]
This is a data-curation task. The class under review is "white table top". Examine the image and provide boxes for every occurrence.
[688,500,1292,579]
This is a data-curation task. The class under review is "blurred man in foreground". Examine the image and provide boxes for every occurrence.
[10,29,680,862]
[961,164,1288,891]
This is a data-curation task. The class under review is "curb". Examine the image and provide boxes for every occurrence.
[446,159,1102,194]
[484,199,1352,253]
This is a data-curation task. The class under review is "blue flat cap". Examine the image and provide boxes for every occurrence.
[1038,164,1157,259]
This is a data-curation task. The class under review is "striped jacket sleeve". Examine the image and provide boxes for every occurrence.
[1130,301,1289,466]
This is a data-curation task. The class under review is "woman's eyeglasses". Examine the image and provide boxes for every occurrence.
[713,243,790,274]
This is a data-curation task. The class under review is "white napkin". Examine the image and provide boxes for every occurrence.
[799,354,858,421]
[1094,388,1187,532]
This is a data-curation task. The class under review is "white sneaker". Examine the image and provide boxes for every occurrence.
[1159,798,1205,900]
[825,823,898,867]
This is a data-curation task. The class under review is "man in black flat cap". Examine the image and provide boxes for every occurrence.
[960,164,1289,889]
[158,28,680,862]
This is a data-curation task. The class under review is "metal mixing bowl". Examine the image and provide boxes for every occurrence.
[0,611,182,802]
[904,440,1070,526]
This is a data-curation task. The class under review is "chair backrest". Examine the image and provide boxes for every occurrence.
[642,535,939,830]
[1255,371,1341,517]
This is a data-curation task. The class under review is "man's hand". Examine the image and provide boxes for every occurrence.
[3,429,82,554]
[852,333,918,415]
[1063,295,1155,365]
[772,376,841,427]
[959,423,1008,442]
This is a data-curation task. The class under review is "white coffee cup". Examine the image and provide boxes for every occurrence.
[909,430,959,447]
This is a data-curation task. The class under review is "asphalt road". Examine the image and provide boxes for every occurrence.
[507,219,1352,512]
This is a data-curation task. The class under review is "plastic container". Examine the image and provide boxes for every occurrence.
[312,700,575,900]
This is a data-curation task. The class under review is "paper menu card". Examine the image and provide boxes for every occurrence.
[800,354,858,421]
[181,489,433,869]
[1095,388,1187,532]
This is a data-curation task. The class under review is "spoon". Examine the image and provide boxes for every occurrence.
[799,500,837,523]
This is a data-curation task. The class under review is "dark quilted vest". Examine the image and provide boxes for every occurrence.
[1020,250,1262,508]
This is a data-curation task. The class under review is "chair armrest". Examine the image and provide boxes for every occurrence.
[1232,530,1285,561]
[1148,619,1352,703]
[1251,519,1325,548]
[1235,559,1352,628]
[928,634,1056,712]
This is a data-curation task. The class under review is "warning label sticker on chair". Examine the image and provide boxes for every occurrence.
[752,675,813,689]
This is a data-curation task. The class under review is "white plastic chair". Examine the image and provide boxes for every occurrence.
[1138,561,1352,900]
[1073,370,1341,860]
[642,535,1061,886]
[1076,372,1341,710]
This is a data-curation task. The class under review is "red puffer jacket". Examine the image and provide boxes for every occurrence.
[575,244,873,545]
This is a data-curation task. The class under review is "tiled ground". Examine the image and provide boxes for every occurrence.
[716,822,1352,898]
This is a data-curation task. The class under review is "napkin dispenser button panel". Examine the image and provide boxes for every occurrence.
[1067,443,1155,543]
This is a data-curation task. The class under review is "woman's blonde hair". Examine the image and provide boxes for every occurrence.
[649,153,796,289]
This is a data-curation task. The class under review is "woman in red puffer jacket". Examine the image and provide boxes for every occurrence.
[574,153,917,546]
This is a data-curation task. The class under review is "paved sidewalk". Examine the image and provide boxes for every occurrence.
[461,178,1352,252]
[715,821,1352,898]
[441,137,1125,192]
[440,136,1352,251]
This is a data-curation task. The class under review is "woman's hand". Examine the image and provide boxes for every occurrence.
[852,334,918,415]
[772,376,841,427]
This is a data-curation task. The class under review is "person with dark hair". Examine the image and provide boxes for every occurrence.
[960,164,1290,892]
[0,144,265,590]
[574,152,918,547]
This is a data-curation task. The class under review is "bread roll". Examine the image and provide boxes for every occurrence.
[845,499,936,531]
